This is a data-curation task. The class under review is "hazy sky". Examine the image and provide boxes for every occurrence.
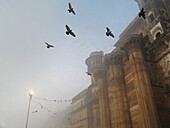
[0,0,139,128]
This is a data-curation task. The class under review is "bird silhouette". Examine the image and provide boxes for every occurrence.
[106,27,114,38]
[45,42,54,48]
[65,25,76,37]
[132,54,135,60]
[86,72,92,76]
[32,110,38,113]
[68,2,76,15]
[138,8,146,19]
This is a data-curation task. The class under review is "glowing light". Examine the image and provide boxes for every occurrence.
[29,91,34,96]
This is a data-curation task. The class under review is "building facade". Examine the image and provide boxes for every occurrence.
[72,0,170,128]
[71,89,90,128]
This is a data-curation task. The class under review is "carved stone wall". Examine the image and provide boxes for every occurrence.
[84,35,170,128]
[105,53,132,128]
[121,35,160,128]
[82,1,170,127]
[93,69,111,128]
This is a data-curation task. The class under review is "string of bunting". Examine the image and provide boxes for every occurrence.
[33,96,72,103]
[31,101,64,118]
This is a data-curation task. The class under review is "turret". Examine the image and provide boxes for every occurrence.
[85,51,104,73]
[85,51,104,84]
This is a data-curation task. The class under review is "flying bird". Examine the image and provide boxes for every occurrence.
[132,54,135,60]
[45,42,54,48]
[32,110,38,113]
[65,25,76,37]
[86,72,92,76]
[68,2,76,15]
[138,8,146,19]
[106,27,114,38]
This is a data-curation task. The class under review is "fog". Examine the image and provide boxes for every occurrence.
[0,0,138,128]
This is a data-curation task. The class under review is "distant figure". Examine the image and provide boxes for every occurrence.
[138,8,146,19]
[65,25,76,37]
[68,2,76,15]
[45,42,54,48]
[106,27,114,38]
[86,72,92,76]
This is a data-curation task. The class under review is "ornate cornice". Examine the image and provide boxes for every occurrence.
[121,34,143,52]
[104,52,122,65]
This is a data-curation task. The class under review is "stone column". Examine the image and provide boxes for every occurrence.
[93,68,111,128]
[105,53,132,128]
[122,34,160,128]
[92,103,100,128]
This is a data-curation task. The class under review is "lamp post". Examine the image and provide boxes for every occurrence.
[25,91,33,128]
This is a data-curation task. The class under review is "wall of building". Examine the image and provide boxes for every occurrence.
[71,90,89,128]
[72,97,86,111]
[85,22,169,128]
[85,33,169,128]
[72,108,88,128]
[72,0,170,128]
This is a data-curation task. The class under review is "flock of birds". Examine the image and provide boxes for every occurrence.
[44,3,146,76]
[45,3,146,49]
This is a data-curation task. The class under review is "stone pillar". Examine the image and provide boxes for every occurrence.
[92,103,100,128]
[93,68,111,128]
[122,34,160,128]
[105,53,132,128]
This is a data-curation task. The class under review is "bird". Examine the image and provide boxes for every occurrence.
[65,25,76,37]
[86,72,92,76]
[68,2,76,15]
[45,42,54,48]
[138,8,146,19]
[106,27,114,38]
[132,54,135,60]
[32,110,38,113]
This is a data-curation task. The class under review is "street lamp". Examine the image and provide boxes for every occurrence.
[25,91,33,128]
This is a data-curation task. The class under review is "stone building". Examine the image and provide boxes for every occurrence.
[71,89,90,128]
[72,0,170,128]
[87,83,101,128]
[71,85,101,128]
